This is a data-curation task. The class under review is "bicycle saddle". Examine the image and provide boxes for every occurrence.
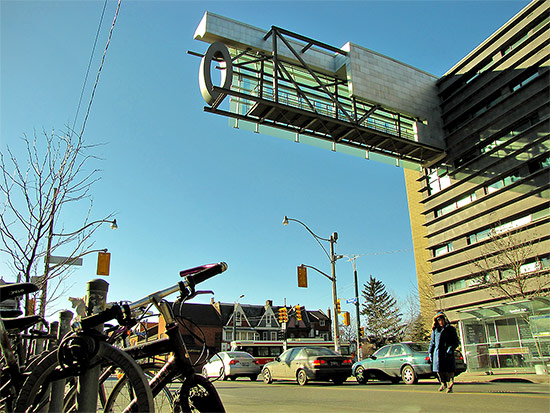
[0,309,23,318]
[0,282,39,303]
[3,315,42,332]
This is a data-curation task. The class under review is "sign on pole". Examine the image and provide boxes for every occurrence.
[97,252,111,276]
[297,265,308,288]
[46,256,83,266]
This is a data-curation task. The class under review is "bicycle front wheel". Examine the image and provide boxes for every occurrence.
[15,340,154,412]
[104,362,175,412]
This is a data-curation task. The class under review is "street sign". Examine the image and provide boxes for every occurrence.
[97,252,111,276]
[297,265,308,288]
[346,297,357,304]
[46,255,83,266]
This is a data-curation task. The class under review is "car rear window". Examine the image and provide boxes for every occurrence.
[407,343,429,352]
[304,347,338,357]
[226,352,253,359]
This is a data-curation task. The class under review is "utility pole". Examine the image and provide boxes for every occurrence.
[350,256,362,360]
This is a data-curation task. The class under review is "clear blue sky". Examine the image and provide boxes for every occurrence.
[1,0,529,318]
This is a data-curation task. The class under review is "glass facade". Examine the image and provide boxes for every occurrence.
[458,298,550,372]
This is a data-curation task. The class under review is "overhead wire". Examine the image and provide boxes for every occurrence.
[77,0,122,139]
[71,0,109,136]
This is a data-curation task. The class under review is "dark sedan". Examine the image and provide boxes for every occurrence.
[262,346,352,385]
[352,342,466,385]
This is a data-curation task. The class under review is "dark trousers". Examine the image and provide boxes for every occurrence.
[438,371,455,385]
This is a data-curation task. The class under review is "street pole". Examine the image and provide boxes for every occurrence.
[329,233,341,354]
[283,216,342,354]
[352,258,361,360]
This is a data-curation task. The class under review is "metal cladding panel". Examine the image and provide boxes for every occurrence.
[194,11,339,75]
[343,42,444,148]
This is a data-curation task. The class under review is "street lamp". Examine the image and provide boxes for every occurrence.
[40,216,118,318]
[232,294,245,344]
[282,216,342,353]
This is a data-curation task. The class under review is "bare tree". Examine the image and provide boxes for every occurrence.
[470,226,549,301]
[0,129,113,317]
[469,225,549,358]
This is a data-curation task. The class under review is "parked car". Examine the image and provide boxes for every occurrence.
[352,342,467,385]
[202,351,261,381]
[262,346,352,386]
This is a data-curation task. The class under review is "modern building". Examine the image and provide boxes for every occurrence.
[192,0,549,371]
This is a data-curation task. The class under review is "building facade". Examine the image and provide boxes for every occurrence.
[192,0,549,371]
[404,0,549,370]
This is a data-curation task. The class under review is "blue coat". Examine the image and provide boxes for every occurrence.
[429,324,459,373]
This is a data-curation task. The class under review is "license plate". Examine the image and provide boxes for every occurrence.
[330,361,339,366]
[241,362,249,366]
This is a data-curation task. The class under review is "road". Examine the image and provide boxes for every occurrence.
[211,378,550,413]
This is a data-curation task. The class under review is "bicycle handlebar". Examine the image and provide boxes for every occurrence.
[77,262,228,329]
[180,262,227,286]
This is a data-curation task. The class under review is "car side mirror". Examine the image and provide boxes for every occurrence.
[275,357,280,362]
[370,355,376,360]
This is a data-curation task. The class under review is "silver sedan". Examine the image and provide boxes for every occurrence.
[202,351,261,381]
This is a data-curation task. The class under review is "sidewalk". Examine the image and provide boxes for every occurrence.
[455,370,550,385]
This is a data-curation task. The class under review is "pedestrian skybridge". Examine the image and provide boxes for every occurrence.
[193,12,446,169]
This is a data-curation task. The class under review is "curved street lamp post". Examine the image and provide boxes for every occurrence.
[283,216,342,354]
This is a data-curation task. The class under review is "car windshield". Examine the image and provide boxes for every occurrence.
[407,343,429,352]
[304,347,338,357]
[226,352,253,359]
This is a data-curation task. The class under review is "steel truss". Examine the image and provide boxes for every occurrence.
[204,26,444,166]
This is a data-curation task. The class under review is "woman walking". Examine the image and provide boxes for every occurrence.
[429,312,459,393]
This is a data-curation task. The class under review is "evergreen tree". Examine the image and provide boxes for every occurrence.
[361,275,405,346]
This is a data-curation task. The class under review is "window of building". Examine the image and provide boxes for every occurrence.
[528,154,550,174]
[511,70,540,92]
[319,319,325,327]
[235,312,242,327]
[435,192,477,218]
[433,242,453,258]
[427,168,451,195]
[484,172,521,194]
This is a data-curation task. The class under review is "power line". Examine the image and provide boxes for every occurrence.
[78,0,122,139]
[71,0,109,135]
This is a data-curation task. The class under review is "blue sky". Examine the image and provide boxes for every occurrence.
[1,0,529,318]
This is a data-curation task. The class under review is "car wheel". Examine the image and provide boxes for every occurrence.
[219,367,227,381]
[296,369,308,386]
[201,367,208,378]
[263,368,273,384]
[355,366,368,384]
[401,365,418,385]
[249,375,257,381]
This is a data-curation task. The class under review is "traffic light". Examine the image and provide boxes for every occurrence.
[296,305,302,321]
[343,311,350,326]
[359,327,365,338]
[297,265,308,288]
[336,299,341,314]
[278,307,288,323]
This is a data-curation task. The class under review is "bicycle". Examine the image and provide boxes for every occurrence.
[0,282,45,412]
[15,262,228,412]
